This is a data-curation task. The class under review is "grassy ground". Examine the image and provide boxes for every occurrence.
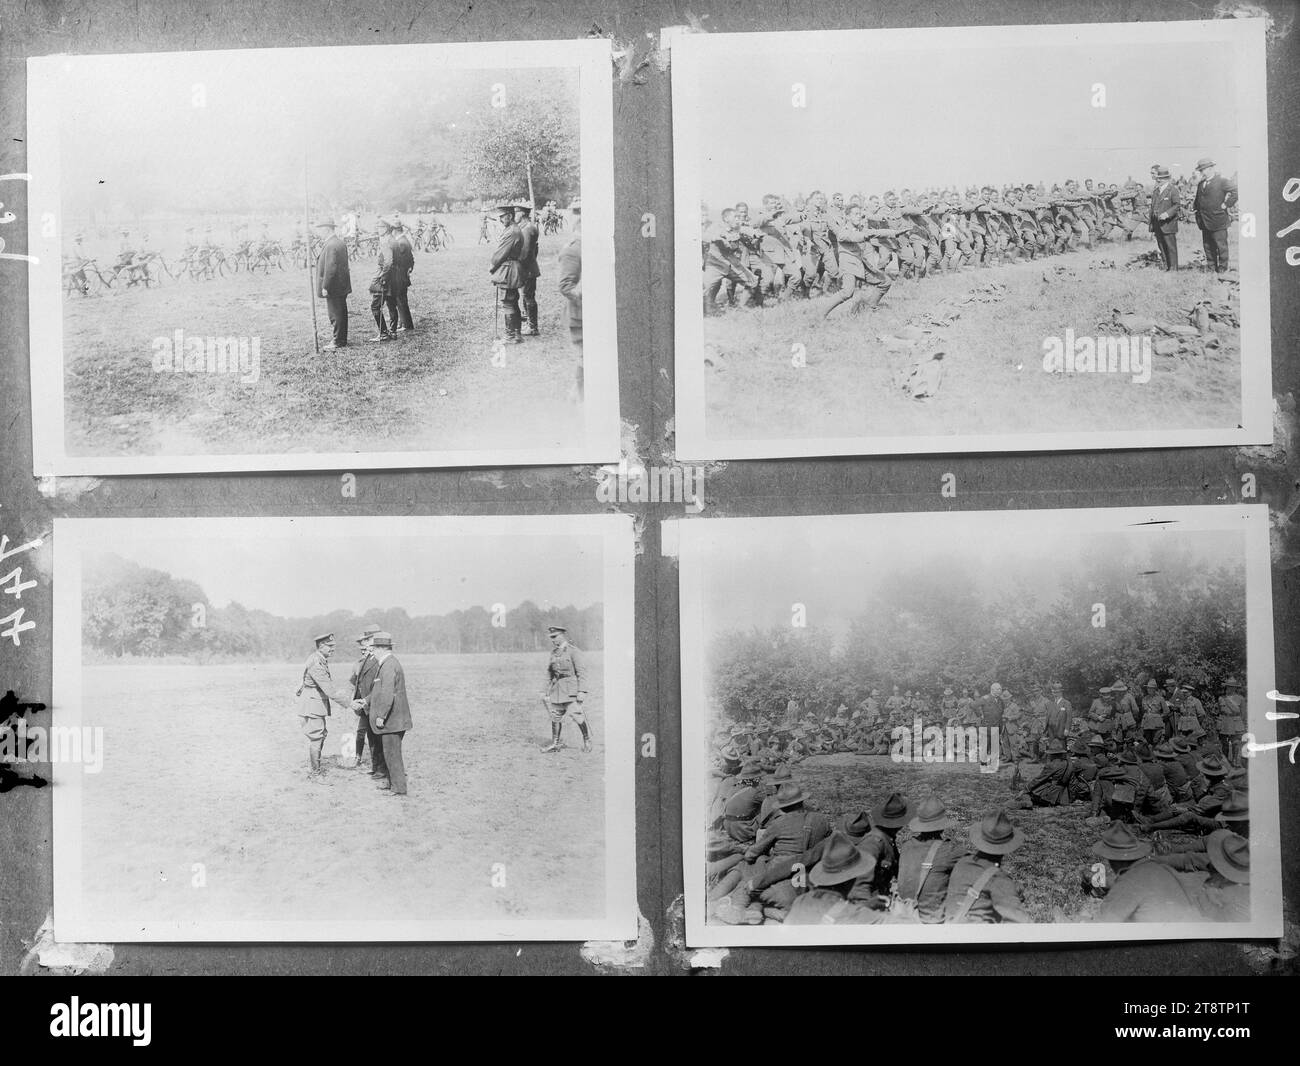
[75,651,606,927]
[702,233,1242,442]
[785,752,1111,923]
[62,215,582,457]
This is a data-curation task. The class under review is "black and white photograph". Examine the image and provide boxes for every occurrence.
[678,506,1281,946]
[671,20,1271,460]
[28,39,618,475]
[50,514,635,941]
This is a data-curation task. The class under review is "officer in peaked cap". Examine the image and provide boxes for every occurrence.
[295,632,361,780]
[541,625,592,753]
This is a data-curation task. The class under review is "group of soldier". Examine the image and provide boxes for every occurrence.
[62,213,453,296]
[291,622,595,795]
[701,159,1239,318]
[706,672,1251,926]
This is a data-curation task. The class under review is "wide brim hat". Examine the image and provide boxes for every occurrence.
[808,830,875,887]
[908,794,956,832]
[842,811,872,839]
[738,760,763,778]
[1171,737,1192,753]
[1195,157,1216,170]
[774,783,809,809]
[969,809,1025,855]
[1206,829,1249,883]
[1153,743,1178,760]
[870,791,915,829]
[1118,750,1139,766]
[1091,820,1152,861]
[1217,790,1249,822]
[1197,754,1230,777]
[1111,681,1128,692]
[1042,739,1067,756]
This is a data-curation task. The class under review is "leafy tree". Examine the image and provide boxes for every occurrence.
[458,98,578,210]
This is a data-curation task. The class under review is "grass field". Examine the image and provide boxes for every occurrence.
[702,234,1242,442]
[758,752,1123,924]
[62,215,582,457]
[74,651,606,927]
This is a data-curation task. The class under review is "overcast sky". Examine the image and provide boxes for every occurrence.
[697,39,1238,206]
[91,532,605,617]
[54,49,577,215]
[693,518,1244,638]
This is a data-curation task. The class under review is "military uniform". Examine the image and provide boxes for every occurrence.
[943,856,1031,923]
[296,636,357,776]
[369,224,397,341]
[558,205,583,398]
[542,628,591,752]
[1096,858,1203,922]
[390,222,415,332]
[894,838,967,923]
[489,207,527,342]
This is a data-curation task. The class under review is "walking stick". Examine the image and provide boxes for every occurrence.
[495,285,500,341]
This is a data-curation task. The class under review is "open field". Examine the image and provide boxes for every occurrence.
[62,214,582,457]
[702,234,1242,442]
[74,651,606,926]
[777,752,1153,924]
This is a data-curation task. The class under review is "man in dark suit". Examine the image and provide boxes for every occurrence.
[348,625,385,777]
[362,631,413,796]
[1192,157,1238,273]
[389,216,416,332]
[314,219,351,349]
[515,203,541,336]
[489,202,526,343]
[1148,164,1180,271]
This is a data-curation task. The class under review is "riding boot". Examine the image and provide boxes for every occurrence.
[541,721,563,753]
[578,721,592,753]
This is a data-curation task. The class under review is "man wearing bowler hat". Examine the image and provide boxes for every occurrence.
[1147,164,1180,271]
[296,632,363,780]
[313,218,351,350]
[943,809,1031,923]
[359,632,413,796]
[541,625,592,753]
[348,624,385,777]
[1192,157,1237,273]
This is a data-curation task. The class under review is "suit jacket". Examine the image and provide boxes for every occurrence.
[366,654,412,734]
[519,220,541,279]
[372,234,397,291]
[1148,182,1180,234]
[316,234,351,297]
[1194,175,1237,231]
[558,234,582,328]
[297,650,354,718]
[392,234,415,289]
[349,651,380,712]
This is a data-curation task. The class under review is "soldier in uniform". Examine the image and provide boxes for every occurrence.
[367,218,397,343]
[314,218,351,350]
[489,202,526,343]
[1140,679,1168,746]
[893,795,967,923]
[515,202,541,336]
[389,217,415,333]
[943,809,1031,923]
[1111,680,1140,745]
[1216,678,1246,766]
[358,631,413,796]
[1093,821,1202,922]
[296,632,363,780]
[784,830,883,925]
[348,624,384,776]
[844,792,914,909]
[1014,739,1074,807]
[541,624,591,753]
[1140,753,1232,830]
[721,760,765,843]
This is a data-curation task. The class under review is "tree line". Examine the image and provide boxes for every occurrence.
[711,542,1246,718]
[83,554,603,661]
